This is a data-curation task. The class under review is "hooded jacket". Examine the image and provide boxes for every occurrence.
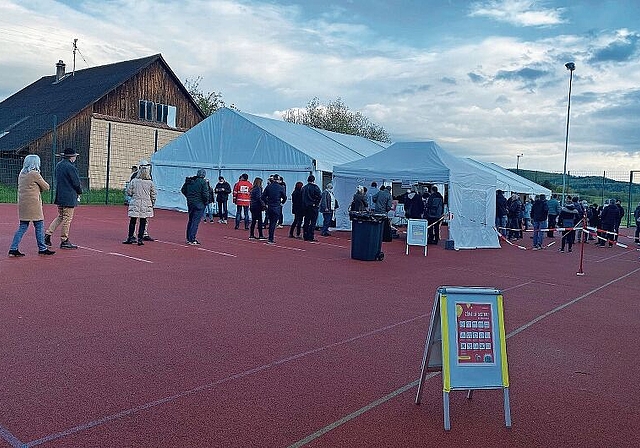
[181,175,209,209]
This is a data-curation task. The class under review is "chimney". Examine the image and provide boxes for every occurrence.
[55,60,66,82]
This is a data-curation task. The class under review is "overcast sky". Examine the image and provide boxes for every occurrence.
[1,0,639,173]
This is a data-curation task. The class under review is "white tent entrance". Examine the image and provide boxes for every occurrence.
[151,108,386,223]
[332,141,500,249]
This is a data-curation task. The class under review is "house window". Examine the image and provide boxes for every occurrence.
[155,103,177,127]
[139,100,154,120]
[139,100,176,127]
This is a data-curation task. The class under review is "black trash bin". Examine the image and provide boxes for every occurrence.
[350,212,386,261]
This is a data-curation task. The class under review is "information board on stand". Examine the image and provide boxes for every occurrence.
[406,219,428,256]
[415,286,511,430]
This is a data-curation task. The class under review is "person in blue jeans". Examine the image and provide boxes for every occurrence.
[530,194,548,250]
[9,155,56,256]
[181,169,209,245]
[319,183,339,236]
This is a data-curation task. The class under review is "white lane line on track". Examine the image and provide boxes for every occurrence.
[225,236,306,251]
[195,247,237,257]
[23,313,429,446]
[154,239,237,257]
[287,265,640,448]
[78,246,104,253]
[108,253,153,263]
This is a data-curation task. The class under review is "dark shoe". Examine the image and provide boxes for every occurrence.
[8,249,25,257]
[38,249,56,255]
[60,240,78,249]
[142,235,154,241]
[266,240,276,245]
[137,239,144,246]
[122,237,136,244]
[258,236,267,240]
[245,227,250,230]
[249,236,257,240]
[44,234,52,246]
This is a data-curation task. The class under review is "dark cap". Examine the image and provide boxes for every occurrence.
[59,148,79,157]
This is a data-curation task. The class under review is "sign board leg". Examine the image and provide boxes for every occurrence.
[406,243,409,255]
[503,387,512,428]
[443,391,451,431]
[466,389,473,400]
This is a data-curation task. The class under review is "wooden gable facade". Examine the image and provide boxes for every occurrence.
[0,54,204,189]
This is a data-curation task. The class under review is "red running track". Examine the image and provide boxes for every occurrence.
[0,204,639,447]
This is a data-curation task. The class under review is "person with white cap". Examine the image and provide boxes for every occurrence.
[319,183,339,236]
[44,147,83,249]
[8,155,55,256]
[129,159,155,241]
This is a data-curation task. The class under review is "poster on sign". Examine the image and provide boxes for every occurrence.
[415,286,511,430]
[455,302,495,365]
[406,219,428,256]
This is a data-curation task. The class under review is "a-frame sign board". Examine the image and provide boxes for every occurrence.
[406,219,428,256]
[415,286,512,430]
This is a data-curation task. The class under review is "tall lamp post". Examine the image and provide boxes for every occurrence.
[561,62,575,203]
[516,153,523,174]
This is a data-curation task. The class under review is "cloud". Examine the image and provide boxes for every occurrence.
[589,32,640,63]
[469,0,566,27]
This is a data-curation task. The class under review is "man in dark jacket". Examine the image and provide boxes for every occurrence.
[45,148,83,249]
[261,174,287,244]
[598,199,620,247]
[301,175,322,242]
[495,190,508,236]
[214,176,232,224]
[614,199,624,242]
[181,169,209,245]
[530,194,549,249]
[425,186,444,245]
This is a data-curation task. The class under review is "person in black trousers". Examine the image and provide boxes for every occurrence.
[261,174,287,244]
[289,181,304,238]
[301,175,322,242]
[249,177,266,240]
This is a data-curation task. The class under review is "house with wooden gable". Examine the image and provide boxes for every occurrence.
[0,54,204,190]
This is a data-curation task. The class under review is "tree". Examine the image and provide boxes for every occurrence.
[282,97,391,143]
[184,77,237,116]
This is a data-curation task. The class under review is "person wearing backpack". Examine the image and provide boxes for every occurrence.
[425,186,444,245]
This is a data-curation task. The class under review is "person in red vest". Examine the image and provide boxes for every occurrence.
[233,173,253,230]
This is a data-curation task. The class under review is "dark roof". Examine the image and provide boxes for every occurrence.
[0,54,199,153]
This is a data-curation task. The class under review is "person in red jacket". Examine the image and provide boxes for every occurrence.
[233,173,253,230]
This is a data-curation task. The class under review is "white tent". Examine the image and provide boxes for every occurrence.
[465,159,551,197]
[332,141,500,249]
[151,108,386,221]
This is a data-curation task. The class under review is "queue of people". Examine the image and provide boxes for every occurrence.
[9,155,637,256]
[495,189,631,252]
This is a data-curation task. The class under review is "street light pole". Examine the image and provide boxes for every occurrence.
[516,153,523,174]
[561,62,575,203]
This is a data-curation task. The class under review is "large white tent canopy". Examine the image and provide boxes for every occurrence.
[332,141,500,249]
[465,158,551,197]
[151,107,386,219]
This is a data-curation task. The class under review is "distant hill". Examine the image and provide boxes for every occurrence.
[508,169,639,209]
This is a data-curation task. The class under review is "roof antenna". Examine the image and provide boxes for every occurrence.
[72,38,78,76]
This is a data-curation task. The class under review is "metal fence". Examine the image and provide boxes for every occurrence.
[516,169,640,227]
[0,114,176,206]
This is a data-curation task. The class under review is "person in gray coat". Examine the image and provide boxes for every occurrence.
[44,148,83,249]
[123,165,156,245]
[373,185,393,215]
